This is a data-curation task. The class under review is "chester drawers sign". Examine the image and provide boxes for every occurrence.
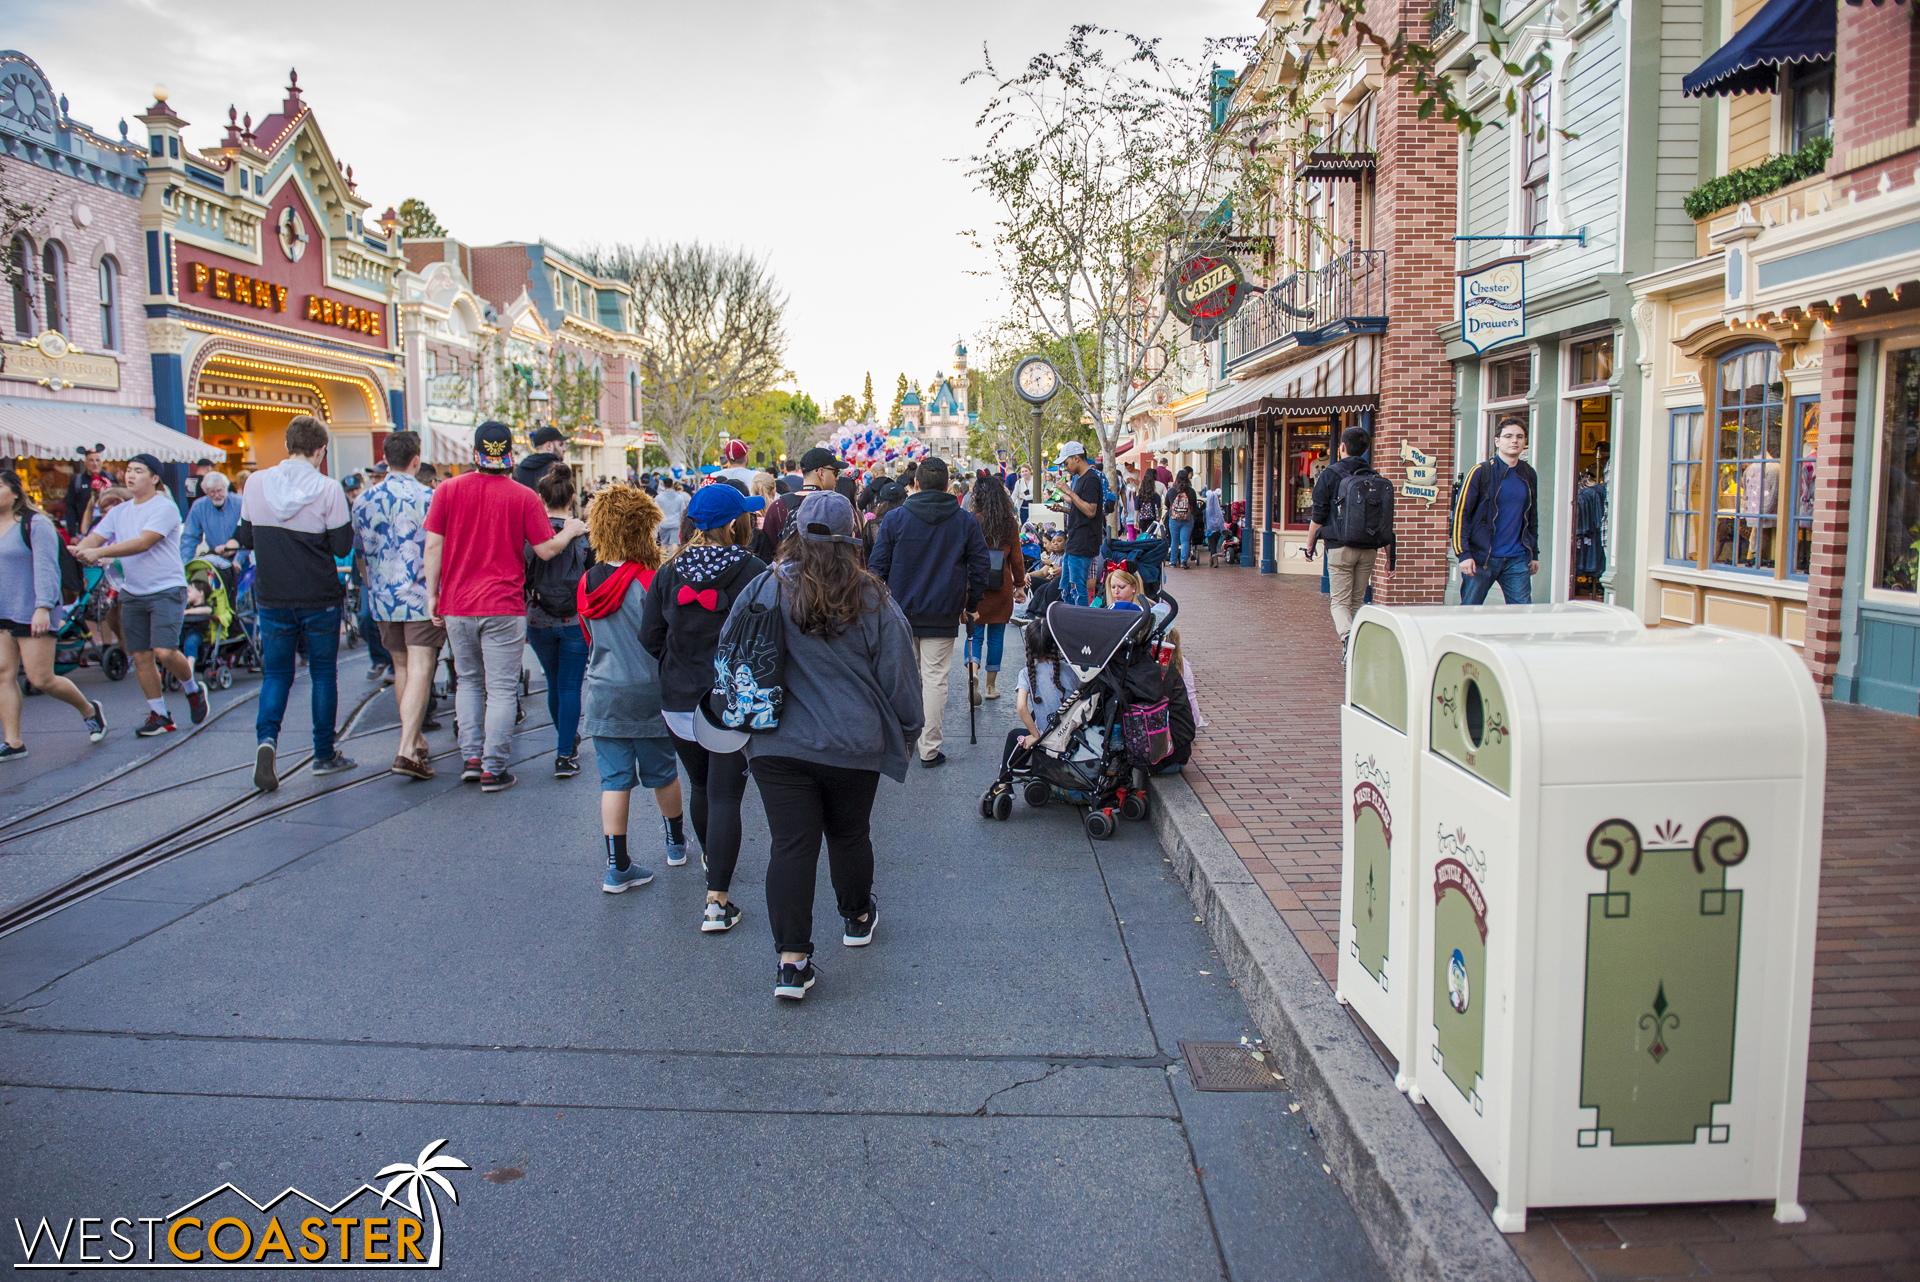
[1459,258,1526,354]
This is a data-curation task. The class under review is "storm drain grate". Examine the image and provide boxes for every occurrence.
[1178,1041,1287,1091]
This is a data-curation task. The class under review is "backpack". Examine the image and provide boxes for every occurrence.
[1330,467,1396,549]
[709,572,788,732]
[20,516,84,606]
[1169,490,1192,521]
[985,548,1006,592]
[525,519,590,617]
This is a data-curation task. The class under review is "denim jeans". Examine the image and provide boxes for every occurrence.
[1459,555,1535,605]
[965,622,1006,671]
[1169,519,1193,565]
[527,623,587,756]
[1062,553,1095,607]
[257,606,340,759]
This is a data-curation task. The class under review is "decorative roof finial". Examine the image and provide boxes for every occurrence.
[242,111,253,140]
[58,94,68,119]
[119,119,129,141]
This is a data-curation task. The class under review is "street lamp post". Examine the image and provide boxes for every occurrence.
[1013,356,1060,518]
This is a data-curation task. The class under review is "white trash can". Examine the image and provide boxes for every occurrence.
[1339,604,1640,1090]
[1410,626,1823,1232]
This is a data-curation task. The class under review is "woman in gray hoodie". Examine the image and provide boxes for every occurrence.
[733,491,922,1001]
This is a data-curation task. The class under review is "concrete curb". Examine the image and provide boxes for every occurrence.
[1148,772,1529,1282]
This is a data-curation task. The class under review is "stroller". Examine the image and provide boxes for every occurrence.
[979,593,1180,840]
[47,566,128,681]
[174,556,255,690]
[1102,535,1171,601]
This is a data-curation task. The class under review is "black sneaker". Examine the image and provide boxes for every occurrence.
[775,958,817,1001]
[842,896,877,947]
[701,900,743,933]
[82,700,107,743]
[423,716,443,732]
[461,758,483,782]
[185,686,209,725]
[254,740,278,792]
[921,751,947,768]
[136,711,176,737]
[312,753,357,776]
[554,753,580,778]
[0,742,26,763]
[480,769,516,793]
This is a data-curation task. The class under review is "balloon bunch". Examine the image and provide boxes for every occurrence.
[825,423,930,469]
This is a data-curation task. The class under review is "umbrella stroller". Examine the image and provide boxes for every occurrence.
[1102,535,1171,600]
[47,567,128,681]
[978,594,1180,840]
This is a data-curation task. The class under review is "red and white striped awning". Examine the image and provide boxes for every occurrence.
[1176,335,1379,432]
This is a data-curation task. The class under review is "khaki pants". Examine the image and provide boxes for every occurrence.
[1327,545,1378,645]
[912,635,956,760]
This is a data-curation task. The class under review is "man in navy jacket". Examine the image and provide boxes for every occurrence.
[1452,416,1540,604]
[867,455,990,767]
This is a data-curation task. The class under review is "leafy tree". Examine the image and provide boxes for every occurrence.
[860,372,876,423]
[831,393,859,423]
[397,198,446,238]
[888,373,909,429]
[789,392,822,425]
[577,242,789,470]
[969,325,1097,469]
[1,168,52,333]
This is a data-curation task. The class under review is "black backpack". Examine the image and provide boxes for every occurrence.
[1330,467,1396,549]
[524,520,591,617]
[21,516,84,606]
[709,572,787,732]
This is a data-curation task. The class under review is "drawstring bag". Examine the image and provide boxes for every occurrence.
[1122,698,1173,766]
[709,573,787,732]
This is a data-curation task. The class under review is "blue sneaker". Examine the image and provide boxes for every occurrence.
[603,863,654,894]
[663,816,688,867]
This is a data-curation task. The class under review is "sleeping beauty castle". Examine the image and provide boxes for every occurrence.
[898,341,978,449]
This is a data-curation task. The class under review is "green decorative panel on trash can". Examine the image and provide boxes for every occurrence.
[1350,621,1408,732]
[1432,833,1489,1109]
[1351,781,1392,982]
[1579,817,1747,1147]
[1430,652,1512,794]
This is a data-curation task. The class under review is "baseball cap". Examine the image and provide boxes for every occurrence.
[686,481,766,529]
[342,473,363,491]
[1054,440,1086,464]
[796,490,862,545]
[473,421,515,471]
[530,425,565,448]
[798,447,846,473]
[126,452,164,478]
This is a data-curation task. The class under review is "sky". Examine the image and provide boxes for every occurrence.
[16,0,1253,415]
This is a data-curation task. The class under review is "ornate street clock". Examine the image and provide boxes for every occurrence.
[1014,356,1059,405]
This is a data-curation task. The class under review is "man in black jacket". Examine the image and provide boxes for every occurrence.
[1452,416,1540,604]
[1305,426,1396,651]
[867,456,989,767]
[63,446,112,537]
[235,415,357,788]
[512,426,568,491]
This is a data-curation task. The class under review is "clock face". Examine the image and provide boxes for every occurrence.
[1016,358,1057,403]
[277,206,309,262]
[0,70,54,139]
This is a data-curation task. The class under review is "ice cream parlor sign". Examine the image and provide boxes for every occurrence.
[1460,258,1526,354]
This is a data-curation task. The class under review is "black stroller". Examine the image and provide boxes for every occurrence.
[979,594,1180,840]
[1102,535,1171,600]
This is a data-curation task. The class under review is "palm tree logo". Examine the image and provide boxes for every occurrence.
[376,1139,470,1267]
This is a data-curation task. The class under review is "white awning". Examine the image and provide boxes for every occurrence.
[420,421,469,466]
[0,401,208,463]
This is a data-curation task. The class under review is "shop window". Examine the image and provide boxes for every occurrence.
[1521,78,1552,235]
[1282,423,1331,528]
[1788,59,1833,154]
[1666,409,1706,564]
[1487,353,1531,401]
[1712,346,1786,574]
[1789,395,1818,577]
[40,240,66,337]
[8,236,32,335]
[1871,347,1920,593]
[1569,336,1613,388]
[97,256,119,350]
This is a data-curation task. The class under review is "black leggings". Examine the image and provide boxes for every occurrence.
[1000,729,1033,777]
[750,755,879,956]
[670,732,750,894]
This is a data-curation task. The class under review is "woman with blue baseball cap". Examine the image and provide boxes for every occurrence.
[640,482,768,933]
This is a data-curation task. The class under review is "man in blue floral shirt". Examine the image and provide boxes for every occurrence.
[352,431,443,779]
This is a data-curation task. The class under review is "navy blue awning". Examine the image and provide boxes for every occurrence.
[1683,0,1835,97]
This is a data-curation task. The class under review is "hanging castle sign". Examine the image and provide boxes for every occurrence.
[1459,258,1527,354]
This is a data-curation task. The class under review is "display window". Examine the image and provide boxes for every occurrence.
[1667,409,1706,564]
[1870,345,1920,596]
[1711,346,1785,575]
[1281,421,1331,528]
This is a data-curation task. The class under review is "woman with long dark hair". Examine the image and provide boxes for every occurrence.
[962,470,1026,700]
[525,463,592,776]
[1134,471,1163,536]
[1167,471,1198,568]
[640,484,767,933]
[731,491,921,1001]
[0,471,107,761]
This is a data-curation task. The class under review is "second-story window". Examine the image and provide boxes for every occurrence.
[1789,58,1833,153]
[9,236,33,336]
[41,241,67,337]
[98,256,120,350]
[1522,78,1552,236]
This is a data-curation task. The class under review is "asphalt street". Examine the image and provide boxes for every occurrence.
[0,636,1385,1281]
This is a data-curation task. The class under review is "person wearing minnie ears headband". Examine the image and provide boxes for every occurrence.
[576,484,685,893]
[0,470,108,761]
[74,453,208,738]
[726,491,921,1001]
[640,482,768,932]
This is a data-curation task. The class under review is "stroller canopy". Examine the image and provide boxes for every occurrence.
[1047,603,1150,683]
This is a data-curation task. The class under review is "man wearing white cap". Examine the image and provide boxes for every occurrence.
[1050,440,1105,608]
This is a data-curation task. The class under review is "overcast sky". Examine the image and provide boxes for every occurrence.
[18,0,1252,415]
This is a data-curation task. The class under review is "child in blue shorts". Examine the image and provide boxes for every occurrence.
[576,485,685,893]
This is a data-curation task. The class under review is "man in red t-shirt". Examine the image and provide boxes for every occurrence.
[426,421,587,792]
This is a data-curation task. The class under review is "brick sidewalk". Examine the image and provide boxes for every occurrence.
[1165,562,1920,1282]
